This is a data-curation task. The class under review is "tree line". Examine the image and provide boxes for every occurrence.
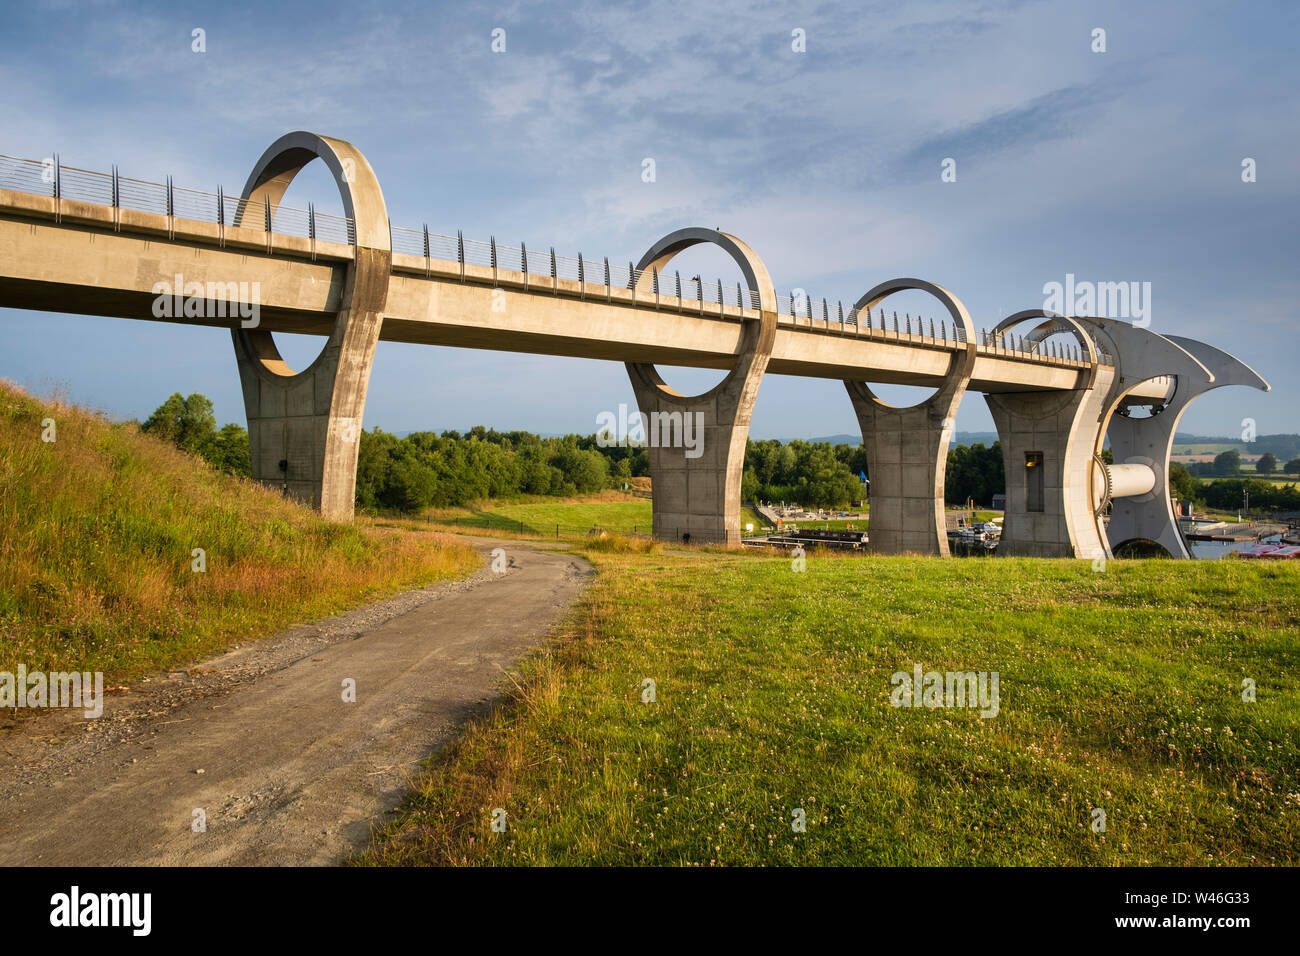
[1184,449,1300,477]
[141,392,1296,516]
[138,392,1006,512]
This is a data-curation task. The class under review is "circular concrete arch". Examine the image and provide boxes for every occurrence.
[993,309,1101,391]
[993,310,1100,360]
[1110,537,1176,559]
[627,227,777,405]
[846,277,977,410]
[231,131,391,381]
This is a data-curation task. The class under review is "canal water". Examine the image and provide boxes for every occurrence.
[1190,534,1283,560]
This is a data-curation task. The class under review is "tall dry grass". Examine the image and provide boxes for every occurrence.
[0,381,479,681]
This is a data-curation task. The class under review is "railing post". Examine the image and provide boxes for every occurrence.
[457,230,465,281]
[521,241,528,290]
[578,252,586,299]
[653,267,660,310]
[550,246,557,295]
[111,165,121,231]
[675,270,682,311]
[491,235,498,285]
[423,224,431,277]
[308,202,316,260]
[51,153,61,223]
[604,256,611,301]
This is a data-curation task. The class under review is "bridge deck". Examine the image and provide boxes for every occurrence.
[0,181,1171,399]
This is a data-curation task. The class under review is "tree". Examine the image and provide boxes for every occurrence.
[142,392,217,454]
[1212,450,1241,476]
[1167,462,1199,503]
[207,423,250,476]
[944,442,1004,507]
[1256,452,1277,474]
[1287,458,1300,475]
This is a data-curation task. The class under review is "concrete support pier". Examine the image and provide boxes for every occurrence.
[844,279,976,555]
[230,132,391,520]
[626,228,777,544]
[985,312,1112,559]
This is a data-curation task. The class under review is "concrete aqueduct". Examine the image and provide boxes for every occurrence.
[0,132,1269,559]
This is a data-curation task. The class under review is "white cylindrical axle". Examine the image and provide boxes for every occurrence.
[1108,462,1157,499]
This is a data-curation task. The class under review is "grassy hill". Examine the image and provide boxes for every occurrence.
[0,382,479,684]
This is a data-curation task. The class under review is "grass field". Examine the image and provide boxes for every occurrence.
[415,493,653,539]
[413,498,880,538]
[358,544,1300,866]
[0,382,479,684]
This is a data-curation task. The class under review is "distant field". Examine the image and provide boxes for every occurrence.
[397,498,1015,540]
[359,546,1300,866]
[1172,443,1243,456]
[1252,476,1300,488]
[410,496,855,540]
[1172,454,1265,464]
[412,493,654,539]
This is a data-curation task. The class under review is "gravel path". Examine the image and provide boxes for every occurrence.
[0,537,590,865]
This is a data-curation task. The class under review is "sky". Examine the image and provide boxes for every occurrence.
[1,0,1297,440]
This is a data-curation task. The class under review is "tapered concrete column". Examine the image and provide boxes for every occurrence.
[986,312,1112,558]
[844,279,976,555]
[626,228,777,545]
[230,132,391,520]
[1103,336,1268,557]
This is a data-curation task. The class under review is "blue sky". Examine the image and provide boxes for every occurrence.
[2,0,1296,439]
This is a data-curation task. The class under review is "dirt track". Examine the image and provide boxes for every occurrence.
[0,538,590,866]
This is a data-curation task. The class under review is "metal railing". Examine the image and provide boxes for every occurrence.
[0,151,1111,366]
[0,154,355,244]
